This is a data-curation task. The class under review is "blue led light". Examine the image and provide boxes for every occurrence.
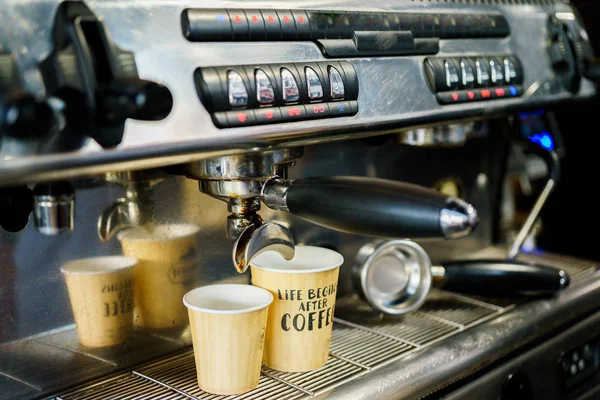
[510,86,518,96]
[529,132,555,151]
[216,14,226,21]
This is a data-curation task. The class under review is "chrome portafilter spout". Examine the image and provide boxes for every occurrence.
[97,170,165,242]
[184,149,303,273]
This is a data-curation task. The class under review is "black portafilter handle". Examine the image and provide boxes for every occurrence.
[262,176,479,239]
[435,259,570,296]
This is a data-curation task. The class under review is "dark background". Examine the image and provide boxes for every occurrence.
[535,0,600,260]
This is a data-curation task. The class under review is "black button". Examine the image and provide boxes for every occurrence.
[276,10,297,39]
[386,14,400,31]
[194,67,228,112]
[490,14,510,37]
[338,61,359,100]
[305,103,330,119]
[260,10,282,40]
[328,101,353,116]
[412,14,425,37]
[399,14,416,34]
[181,9,232,42]
[280,105,306,121]
[436,91,466,104]
[245,10,266,40]
[349,100,358,114]
[226,109,256,126]
[292,10,311,39]
[228,10,249,40]
[423,14,439,38]
[440,14,457,38]
[464,89,481,101]
[307,12,329,39]
[454,14,467,38]
[492,87,508,98]
[255,107,282,124]
[212,112,229,127]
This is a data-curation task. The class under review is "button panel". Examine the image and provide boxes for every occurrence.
[195,61,359,128]
[557,340,600,390]
[425,55,523,104]
[182,9,510,42]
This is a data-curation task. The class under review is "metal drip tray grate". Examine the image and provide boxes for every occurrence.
[53,249,598,400]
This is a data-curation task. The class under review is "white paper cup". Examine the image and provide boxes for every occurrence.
[250,245,344,372]
[118,224,200,329]
[61,256,137,348]
[183,284,273,395]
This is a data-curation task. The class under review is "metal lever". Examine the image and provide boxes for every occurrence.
[507,145,560,259]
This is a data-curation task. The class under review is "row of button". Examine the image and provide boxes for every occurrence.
[425,55,523,93]
[212,101,358,128]
[195,61,358,112]
[436,85,523,104]
[182,9,510,42]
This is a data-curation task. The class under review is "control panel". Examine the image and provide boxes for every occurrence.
[0,0,594,185]
[557,338,600,390]
[195,62,358,128]
[425,55,524,104]
[182,8,510,58]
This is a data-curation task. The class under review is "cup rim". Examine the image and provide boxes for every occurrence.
[250,245,344,274]
[183,284,273,315]
[117,223,200,242]
[60,256,138,276]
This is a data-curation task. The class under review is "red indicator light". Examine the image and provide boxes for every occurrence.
[495,88,505,97]
[298,16,305,23]
[287,108,301,117]
[467,91,475,100]
[234,15,242,23]
[451,93,459,101]
[268,15,275,23]
[265,111,274,119]
[251,15,259,23]
[481,90,491,98]
[283,16,290,23]
[312,105,325,113]
[237,113,247,123]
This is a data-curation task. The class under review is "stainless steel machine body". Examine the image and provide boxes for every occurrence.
[0,0,598,399]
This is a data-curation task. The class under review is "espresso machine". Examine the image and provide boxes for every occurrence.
[1,0,600,399]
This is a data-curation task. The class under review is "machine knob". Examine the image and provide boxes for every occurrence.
[2,92,55,139]
[500,372,533,400]
[40,1,173,149]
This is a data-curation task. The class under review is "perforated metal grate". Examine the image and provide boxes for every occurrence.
[54,250,598,400]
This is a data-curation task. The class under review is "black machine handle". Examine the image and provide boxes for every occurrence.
[437,259,570,296]
[262,176,479,239]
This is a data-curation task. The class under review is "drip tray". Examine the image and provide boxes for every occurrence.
[52,249,598,400]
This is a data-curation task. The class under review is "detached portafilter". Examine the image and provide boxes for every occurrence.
[184,149,479,273]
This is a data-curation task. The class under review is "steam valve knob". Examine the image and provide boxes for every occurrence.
[2,92,55,139]
[98,78,174,126]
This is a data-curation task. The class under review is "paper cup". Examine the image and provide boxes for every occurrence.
[183,284,273,395]
[118,224,200,329]
[251,245,344,372]
[61,256,137,348]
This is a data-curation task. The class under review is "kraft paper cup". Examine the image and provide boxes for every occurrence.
[183,284,273,395]
[251,245,344,372]
[61,256,137,348]
[118,224,200,329]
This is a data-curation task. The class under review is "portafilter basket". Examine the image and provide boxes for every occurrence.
[352,239,432,315]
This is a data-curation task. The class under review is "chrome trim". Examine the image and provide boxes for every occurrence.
[280,67,300,103]
[255,69,275,105]
[328,66,345,99]
[305,66,324,101]
[227,70,248,107]
[440,197,479,239]
[261,178,291,212]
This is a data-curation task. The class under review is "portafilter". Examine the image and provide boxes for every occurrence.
[353,240,570,315]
